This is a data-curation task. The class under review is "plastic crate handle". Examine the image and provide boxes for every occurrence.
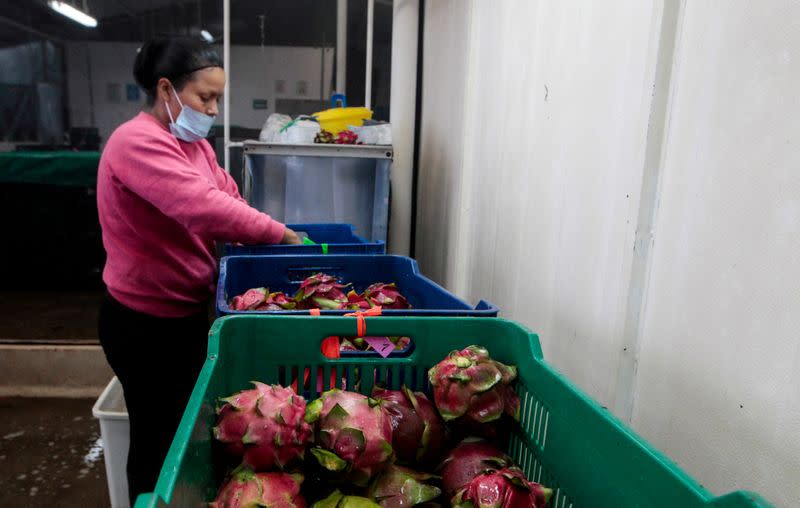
[299,308,385,393]
[314,307,394,359]
[312,308,387,359]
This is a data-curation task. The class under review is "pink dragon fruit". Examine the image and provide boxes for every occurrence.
[346,290,372,310]
[335,130,360,145]
[437,438,513,498]
[304,389,394,486]
[428,346,520,428]
[312,490,380,508]
[452,468,552,508]
[314,130,336,144]
[210,467,306,508]
[231,287,269,310]
[255,292,297,311]
[214,382,313,471]
[390,337,411,350]
[230,295,245,310]
[362,283,411,309]
[371,385,447,467]
[367,465,442,508]
[340,338,359,351]
[295,273,349,310]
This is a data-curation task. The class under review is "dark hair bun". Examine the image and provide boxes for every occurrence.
[132,38,223,103]
[133,39,169,91]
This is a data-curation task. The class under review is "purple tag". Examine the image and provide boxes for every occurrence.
[364,336,395,358]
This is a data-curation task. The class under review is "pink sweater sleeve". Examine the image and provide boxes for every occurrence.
[202,141,249,204]
[111,131,285,244]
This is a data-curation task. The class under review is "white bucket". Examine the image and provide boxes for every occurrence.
[92,377,130,508]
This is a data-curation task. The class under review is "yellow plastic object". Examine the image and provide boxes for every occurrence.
[313,107,373,134]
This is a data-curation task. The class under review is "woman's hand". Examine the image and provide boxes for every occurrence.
[282,227,302,245]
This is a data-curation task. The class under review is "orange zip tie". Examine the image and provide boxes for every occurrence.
[344,306,383,337]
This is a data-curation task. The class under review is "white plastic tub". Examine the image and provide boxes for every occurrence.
[92,377,130,508]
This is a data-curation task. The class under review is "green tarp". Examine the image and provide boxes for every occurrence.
[0,151,100,187]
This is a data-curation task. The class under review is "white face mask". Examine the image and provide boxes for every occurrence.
[165,87,215,142]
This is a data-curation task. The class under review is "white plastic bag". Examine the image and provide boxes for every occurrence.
[259,113,292,142]
[351,123,392,145]
[260,115,320,144]
[280,118,320,144]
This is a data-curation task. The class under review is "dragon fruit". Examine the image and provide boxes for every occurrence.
[371,386,447,466]
[295,273,349,310]
[231,287,269,310]
[231,295,244,310]
[452,468,552,508]
[340,338,359,351]
[210,467,306,508]
[367,465,441,508]
[255,292,297,311]
[346,290,372,310]
[437,438,513,498]
[391,337,411,350]
[363,283,411,309]
[312,490,380,508]
[214,382,313,471]
[304,389,394,486]
[315,130,335,144]
[428,346,520,429]
[335,130,359,145]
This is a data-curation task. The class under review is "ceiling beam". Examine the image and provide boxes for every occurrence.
[0,14,64,44]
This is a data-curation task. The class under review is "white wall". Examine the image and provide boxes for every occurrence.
[416,1,799,506]
[632,2,800,506]
[418,0,661,407]
[415,0,472,288]
[65,42,333,143]
[226,45,334,129]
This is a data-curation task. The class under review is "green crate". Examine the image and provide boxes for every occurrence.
[134,316,771,508]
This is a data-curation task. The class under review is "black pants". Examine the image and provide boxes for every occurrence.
[98,293,209,505]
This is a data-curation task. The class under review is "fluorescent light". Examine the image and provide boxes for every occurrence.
[200,30,215,43]
[48,1,98,28]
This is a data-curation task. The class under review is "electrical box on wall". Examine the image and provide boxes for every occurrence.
[126,84,140,102]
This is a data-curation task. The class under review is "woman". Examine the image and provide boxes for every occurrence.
[96,38,299,503]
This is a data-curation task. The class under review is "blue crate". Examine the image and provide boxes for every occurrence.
[223,223,385,256]
[216,254,498,317]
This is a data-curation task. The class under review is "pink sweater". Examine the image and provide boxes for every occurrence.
[97,112,285,317]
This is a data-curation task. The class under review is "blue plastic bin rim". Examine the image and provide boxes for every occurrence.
[286,222,360,235]
[222,223,385,255]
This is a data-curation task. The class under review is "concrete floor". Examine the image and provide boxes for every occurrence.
[0,397,110,507]
[0,290,112,505]
[0,289,213,506]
